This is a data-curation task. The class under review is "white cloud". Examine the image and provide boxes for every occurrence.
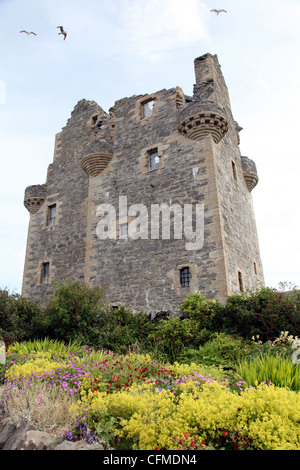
[119,0,210,62]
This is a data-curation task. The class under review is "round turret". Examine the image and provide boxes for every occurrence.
[178,99,228,143]
[81,139,113,177]
[24,184,47,214]
[241,156,259,191]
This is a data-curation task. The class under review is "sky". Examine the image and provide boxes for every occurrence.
[0,0,299,294]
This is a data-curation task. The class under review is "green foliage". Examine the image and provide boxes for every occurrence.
[44,280,105,345]
[186,332,255,370]
[1,282,299,372]
[8,337,82,356]
[0,288,44,346]
[150,316,212,363]
[42,281,157,354]
[236,352,300,391]
[223,287,300,342]
[96,305,156,355]
[180,293,224,330]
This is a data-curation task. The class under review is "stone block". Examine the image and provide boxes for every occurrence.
[0,420,17,450]
[2,422,37,450]
[23,430,64,450]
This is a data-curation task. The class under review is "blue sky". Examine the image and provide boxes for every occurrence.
[0,0,299,293]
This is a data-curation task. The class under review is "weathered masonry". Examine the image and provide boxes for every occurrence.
[22,53,264,314]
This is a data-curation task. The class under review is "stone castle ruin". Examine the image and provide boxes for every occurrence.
[22,53,264,315]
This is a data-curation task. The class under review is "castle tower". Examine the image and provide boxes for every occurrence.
[22,53,264,313]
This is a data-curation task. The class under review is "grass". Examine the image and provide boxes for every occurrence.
[8,338,82,356]
[236,352,300,391]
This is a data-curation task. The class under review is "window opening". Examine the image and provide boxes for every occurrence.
[47,204,56,226]
[142,99,154,119]
[232,161,237,181]
[253,262,257,275]
[41,262,50,284]
[149,149,160,171]
[238,271,244,292]
[119,223,128,238]
[180,267,192,287]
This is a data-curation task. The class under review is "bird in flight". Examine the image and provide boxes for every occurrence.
[20,30,37,36]
[210,9,227,15]
[57,26,67,40]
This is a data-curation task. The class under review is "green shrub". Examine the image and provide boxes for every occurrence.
[43,281,157,354]
[223,287,300,342]
[149,316,212,363]
[189,332,255,370]
[180,293,224,331]
[0,288,44,346]
[44,280,106,345]
[96,305,156,355]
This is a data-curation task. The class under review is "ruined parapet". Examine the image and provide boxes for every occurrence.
[24,184,47,214]
[241,156,259,191]
[81,105,114,177]
[193,53,231,110]
[178,53,230,144]
[178,99,228,143]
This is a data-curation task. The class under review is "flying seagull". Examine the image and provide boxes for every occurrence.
[20,30,37,36]
[210,9,227,15]
[57,26,67,40]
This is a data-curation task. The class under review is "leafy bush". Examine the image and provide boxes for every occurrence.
[149,316,212,363]
[96,305,156,355]
[223,287,300,342]
[180,293,224,331]
[0,288,44,346]
[43,281,156,354]
[184,332,255,371]
[44,280,105,345]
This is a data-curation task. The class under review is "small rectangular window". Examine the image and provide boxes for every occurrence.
[232,161,237,181]
[180,267,192,287]
[149,149,159,171]
[238,271,244,292]
[47,204,56,226]
[41,262,50,284]
[119,223,128,238]
[142,99,154,119]
[253,262,257,275]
